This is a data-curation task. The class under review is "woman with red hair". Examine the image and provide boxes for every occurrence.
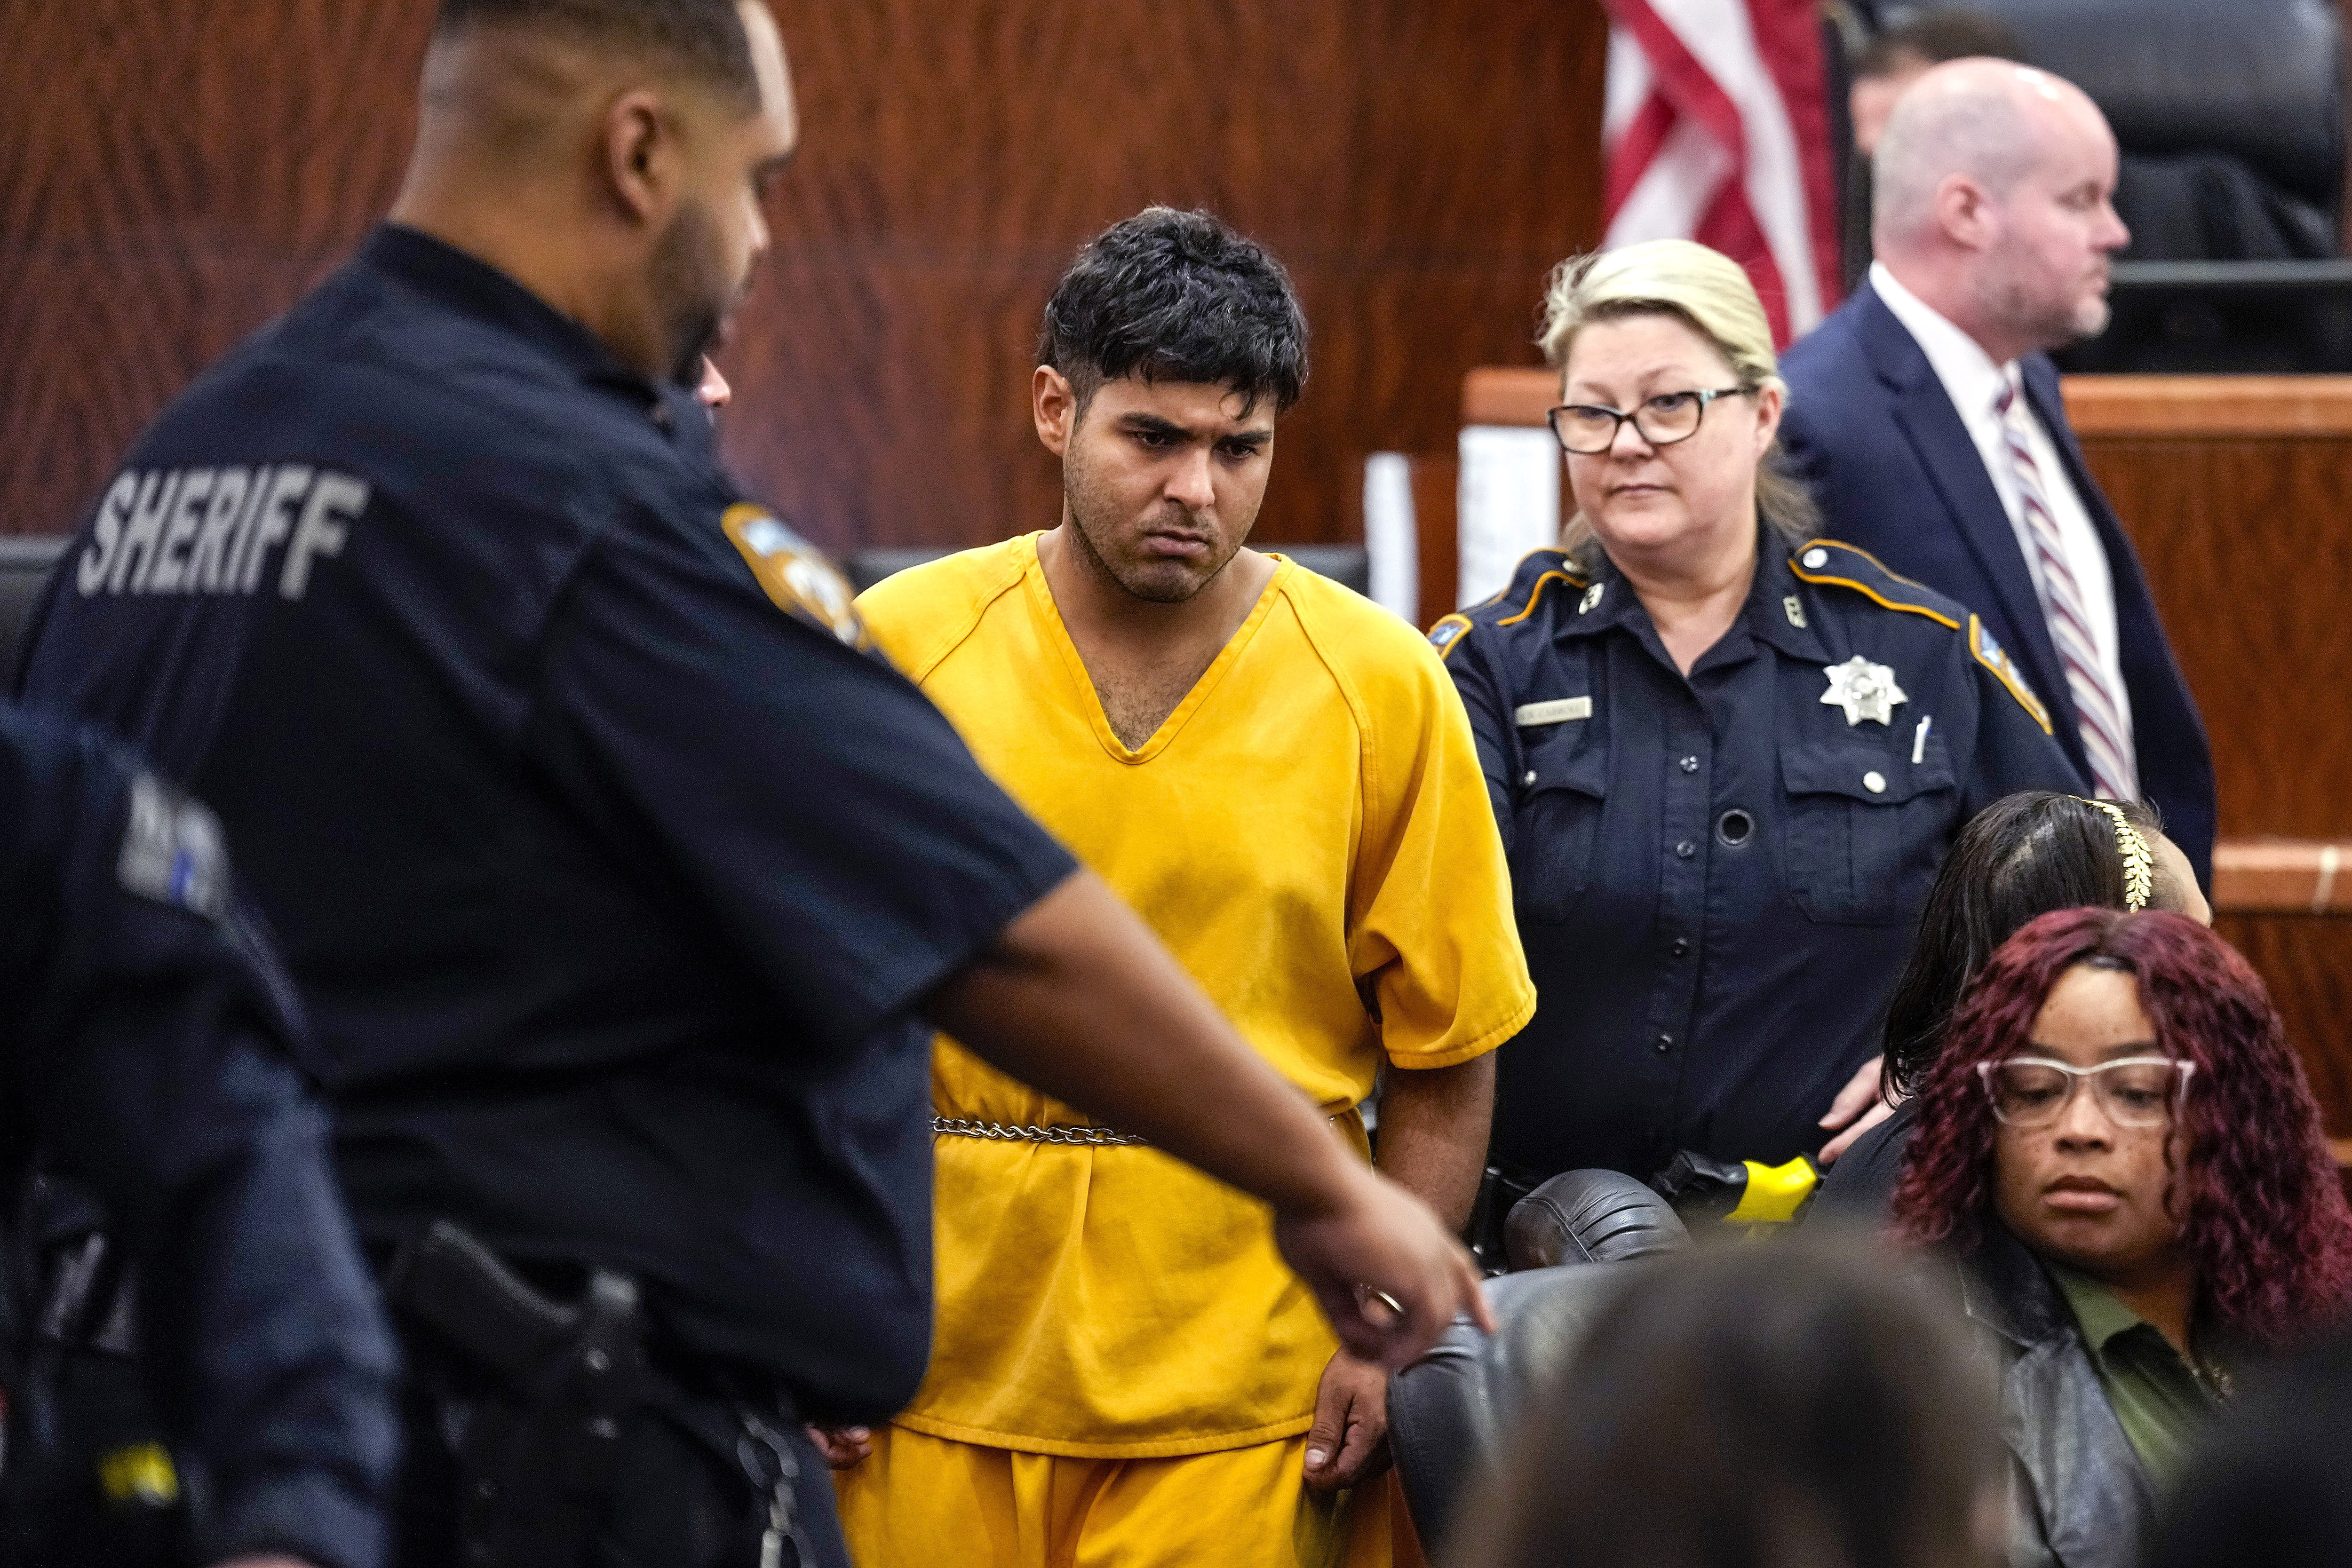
[1894,906,2352,1568]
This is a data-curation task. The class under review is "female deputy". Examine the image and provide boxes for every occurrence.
[1433,238,2079,1203]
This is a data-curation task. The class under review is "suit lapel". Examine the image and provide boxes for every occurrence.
[1857,290,2083,770]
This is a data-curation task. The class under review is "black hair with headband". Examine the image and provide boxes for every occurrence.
[1879,790,2170,1100]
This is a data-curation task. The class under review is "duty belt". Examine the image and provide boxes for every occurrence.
[931,1117,1150,1147]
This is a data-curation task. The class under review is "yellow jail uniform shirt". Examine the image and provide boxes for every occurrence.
[857,535,1534,1457]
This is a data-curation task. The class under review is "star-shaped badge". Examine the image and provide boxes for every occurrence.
[1820,655,1907,727]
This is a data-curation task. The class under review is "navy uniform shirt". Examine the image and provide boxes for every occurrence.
[16,225,1079,1420]
[1,704,399,1568]
[1434,530,2080,1183]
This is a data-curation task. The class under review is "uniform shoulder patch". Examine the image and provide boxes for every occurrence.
[1969,615,2054,733]
[117,773,229,920]
[1487,550,1590,628]
[1787,539,1961,631]
[721,503,869,649]
[1427,613,1473,659]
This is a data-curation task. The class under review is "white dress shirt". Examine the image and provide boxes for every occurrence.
[1868,261,2134,749]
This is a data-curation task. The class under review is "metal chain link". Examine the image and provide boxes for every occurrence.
[932,1116,1151,1147]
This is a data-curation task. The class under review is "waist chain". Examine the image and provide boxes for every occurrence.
[932,1109,1351,1147]
[931,1117,1150,1147]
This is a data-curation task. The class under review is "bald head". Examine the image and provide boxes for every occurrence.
[1874,61,2083,243]
[391,0,796,387]
[1870,59,2128,362]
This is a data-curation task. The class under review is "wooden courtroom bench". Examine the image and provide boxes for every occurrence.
[1404,369,2352,1170]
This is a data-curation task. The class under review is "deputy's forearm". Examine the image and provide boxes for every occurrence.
[925,870,1358,1217]
[1371,1055,1494,1232]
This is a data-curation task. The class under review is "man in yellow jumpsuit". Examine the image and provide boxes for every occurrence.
[829,207,1535,1567]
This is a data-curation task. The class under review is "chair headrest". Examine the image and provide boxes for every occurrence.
[0,536,70,694]
[1960,0,2343,207]
[1504,1168,1693,1271]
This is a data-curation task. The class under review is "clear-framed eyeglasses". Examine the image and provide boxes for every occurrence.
[1546,387,1753,455]
[1976,1055,2197,1130]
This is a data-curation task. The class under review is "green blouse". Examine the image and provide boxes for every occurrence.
[2045,1260,2228,1484]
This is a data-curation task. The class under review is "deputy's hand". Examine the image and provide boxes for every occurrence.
[1303,1352,1392,1493]
[806,1423,874,1468]
[1272,1158,1491,1370]
[1817,1054,1895,1165]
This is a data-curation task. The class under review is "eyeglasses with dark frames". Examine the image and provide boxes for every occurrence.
[1547,387,1754,455]
[1976,1054,2196,1130]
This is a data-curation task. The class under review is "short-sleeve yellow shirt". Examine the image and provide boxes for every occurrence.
[858,535,1533,1458]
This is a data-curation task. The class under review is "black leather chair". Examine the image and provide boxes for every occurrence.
[1503,1164,1692,1272]
[1934,0,2344,258]
[0,536,68,695]
[844,543,1373,596]
[1388,1172,1693,1554]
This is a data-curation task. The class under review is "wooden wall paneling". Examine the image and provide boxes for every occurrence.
[2061,386,2352,1142]
[0,0,435,536]
[4,0,1610,559]
[1462,365,1561,429]
[2065,375,2352,437]
[2218,913,2352,1143]
[2074,432,2352,840]
[734,0,1609,553]
[1409,454,1462,631]
[2213,839,2352,911]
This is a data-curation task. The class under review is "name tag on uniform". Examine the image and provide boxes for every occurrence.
[1515,697,1592,726]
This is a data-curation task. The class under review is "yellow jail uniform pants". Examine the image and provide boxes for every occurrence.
[833,1424,1420,1568]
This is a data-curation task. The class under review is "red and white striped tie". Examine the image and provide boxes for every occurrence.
[1995,379,2137,801]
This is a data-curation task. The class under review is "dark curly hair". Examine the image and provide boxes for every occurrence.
[1893,908,2352,1348]
[1038,207,1309,417]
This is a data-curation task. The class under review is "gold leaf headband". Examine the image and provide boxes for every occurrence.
[2077,797,2153,912]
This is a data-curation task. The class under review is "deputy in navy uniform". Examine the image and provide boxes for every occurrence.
[13,4,1481,1564]
[0,705,399,1568]
[1433,242,2079,1204]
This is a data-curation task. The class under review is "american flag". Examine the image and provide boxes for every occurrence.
[1599,0,1844,346]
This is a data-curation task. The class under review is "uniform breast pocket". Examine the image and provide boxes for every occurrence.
[1509,729,1609,925]
[1779,741,1956,926]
